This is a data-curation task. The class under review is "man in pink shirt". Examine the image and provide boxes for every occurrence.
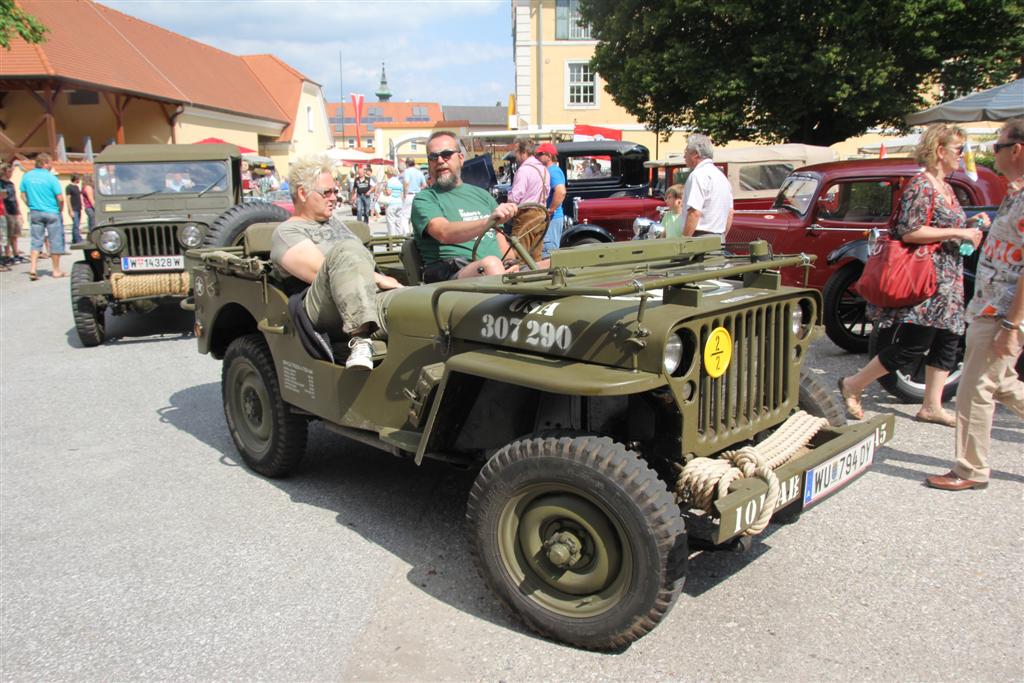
[508,137,549,205]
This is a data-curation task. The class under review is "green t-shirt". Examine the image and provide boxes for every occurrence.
[411,183,501,263]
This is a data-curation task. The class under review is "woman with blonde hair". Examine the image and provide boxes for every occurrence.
[837,124,986,424]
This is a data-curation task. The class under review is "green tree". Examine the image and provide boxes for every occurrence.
[578,0,1024,145]
[1,0,47,49]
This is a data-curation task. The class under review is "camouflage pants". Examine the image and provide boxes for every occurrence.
[304,240,394,336]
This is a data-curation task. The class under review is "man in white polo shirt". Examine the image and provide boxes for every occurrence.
[681,133,733,237]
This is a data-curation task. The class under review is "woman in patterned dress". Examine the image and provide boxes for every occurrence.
[838,124,986,425]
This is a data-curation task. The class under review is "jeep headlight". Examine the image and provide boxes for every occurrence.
[180,223,203,247]
[792,299,813,338]
[664,334,684,375]
[99,229,123,253]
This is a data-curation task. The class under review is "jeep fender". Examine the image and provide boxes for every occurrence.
[827,239,870,266]
[561,222,614,246]
[414,348,666,464]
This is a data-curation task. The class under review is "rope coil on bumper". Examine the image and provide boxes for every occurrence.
[675,411,829,536]
[110,272,191,299]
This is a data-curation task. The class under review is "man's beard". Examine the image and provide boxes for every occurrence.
[435,168,460,191]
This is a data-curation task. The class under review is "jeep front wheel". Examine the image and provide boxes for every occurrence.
[222,334,307,477]
[466,435,687,650]
[70,261,105,347]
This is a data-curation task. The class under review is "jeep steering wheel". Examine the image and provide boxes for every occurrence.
[471,218,538,270]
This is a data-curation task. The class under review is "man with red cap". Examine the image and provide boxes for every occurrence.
[535,142,566,257]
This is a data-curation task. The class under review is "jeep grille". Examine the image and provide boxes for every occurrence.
[696,301,791,437]
[123,225,182,257]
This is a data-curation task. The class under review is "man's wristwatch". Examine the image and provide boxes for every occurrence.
[999,317,1024,334]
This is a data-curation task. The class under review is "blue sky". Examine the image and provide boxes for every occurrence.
[99,0,515,107]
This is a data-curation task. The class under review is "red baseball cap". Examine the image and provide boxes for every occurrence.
[535,143,558,157]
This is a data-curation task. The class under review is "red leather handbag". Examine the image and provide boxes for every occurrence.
[853,194,938,308]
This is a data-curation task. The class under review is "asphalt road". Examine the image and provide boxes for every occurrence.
[1,232,1022,682]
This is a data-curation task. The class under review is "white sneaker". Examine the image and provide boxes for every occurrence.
[345,336,374,370]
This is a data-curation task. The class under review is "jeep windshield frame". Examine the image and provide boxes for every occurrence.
[772,173,821,214]
[95,160,231,198]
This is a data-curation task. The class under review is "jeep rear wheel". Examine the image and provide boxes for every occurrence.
[70,261,105,347]
[222,334,307,477]
[204,202,290,248]
[466,435,687,651]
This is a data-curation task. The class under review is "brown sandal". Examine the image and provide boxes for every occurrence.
[28,271,39,281]
[837,376,864,420]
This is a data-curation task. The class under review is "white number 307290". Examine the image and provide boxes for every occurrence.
[480,314,572,351]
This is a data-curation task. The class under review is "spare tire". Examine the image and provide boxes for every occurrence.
[203,202,290,248]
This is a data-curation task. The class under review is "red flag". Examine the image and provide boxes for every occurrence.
[878,142,887,159]
[573,124,622,141]
[350,93,365,148]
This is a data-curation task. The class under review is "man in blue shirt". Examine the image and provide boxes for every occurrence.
[19,153,65,279]
[535,143,566,257]
[400,157,426,234]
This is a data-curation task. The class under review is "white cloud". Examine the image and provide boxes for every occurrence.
[99,0,514,105]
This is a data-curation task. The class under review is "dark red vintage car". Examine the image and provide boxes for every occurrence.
[728,157,1005,341]
[569,144,835,243]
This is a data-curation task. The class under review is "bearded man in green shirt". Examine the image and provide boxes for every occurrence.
[411,131,520,283]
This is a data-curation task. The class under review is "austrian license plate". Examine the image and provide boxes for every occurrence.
[802,435,875,507]
[121,255,183,271]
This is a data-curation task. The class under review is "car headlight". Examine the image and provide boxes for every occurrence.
[180,224,203,247]
[99,229,123,253]
[664,334,684,375]
[633,217,653,237]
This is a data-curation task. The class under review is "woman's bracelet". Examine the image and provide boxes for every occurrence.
[998,317,1024,334]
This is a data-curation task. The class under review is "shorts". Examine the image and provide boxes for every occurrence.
[422,257,470,283]
[29,211,65,253]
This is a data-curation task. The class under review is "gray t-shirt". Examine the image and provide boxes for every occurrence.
[270,216,361,280]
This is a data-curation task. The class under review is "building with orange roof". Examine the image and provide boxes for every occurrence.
[0,0,332,177]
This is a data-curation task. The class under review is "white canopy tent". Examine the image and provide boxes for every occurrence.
[906,79,1024,125]
[325,147,375,163]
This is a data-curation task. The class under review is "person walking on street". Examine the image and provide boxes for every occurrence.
[508,137,549,206]
[19,153,66,280]
[535,143,566,257]
[837,124,984,425]
[926,117,1024,491]
[65,174,83,244]
[0,163,24,263]
[682,134,733,237]
[400,157,425,234]
[350,166,374,223]
[380,166,406,238]
[82,174,96,229]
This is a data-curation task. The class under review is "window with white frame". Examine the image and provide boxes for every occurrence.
[566,62,596,107]
[556,0,592,40]
[306,106,314,132]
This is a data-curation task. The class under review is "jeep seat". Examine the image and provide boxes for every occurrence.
[400,238,423,285]
[243,222,278,257]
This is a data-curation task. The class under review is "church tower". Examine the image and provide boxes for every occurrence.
[375,62,392,102]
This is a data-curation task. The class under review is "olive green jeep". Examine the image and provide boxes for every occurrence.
[186,230,893,651]
[70,143,287,346]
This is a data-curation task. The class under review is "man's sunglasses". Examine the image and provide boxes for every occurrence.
[310,186,339,198]
[427,149,459,162]
[993,141,1021,153]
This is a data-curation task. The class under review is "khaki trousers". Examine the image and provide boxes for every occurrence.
[953,317,1024,482]
[304,240,394,336]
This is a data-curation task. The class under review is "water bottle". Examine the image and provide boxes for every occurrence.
[959,242,974,257]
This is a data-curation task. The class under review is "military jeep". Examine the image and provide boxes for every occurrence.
[187,231,894,650]
[70,143,287,346]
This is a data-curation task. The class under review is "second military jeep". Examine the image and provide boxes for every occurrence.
[70,143,287,346]
[187,231,893,650]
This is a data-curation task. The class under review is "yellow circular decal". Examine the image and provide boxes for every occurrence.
[703,327,732,378]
